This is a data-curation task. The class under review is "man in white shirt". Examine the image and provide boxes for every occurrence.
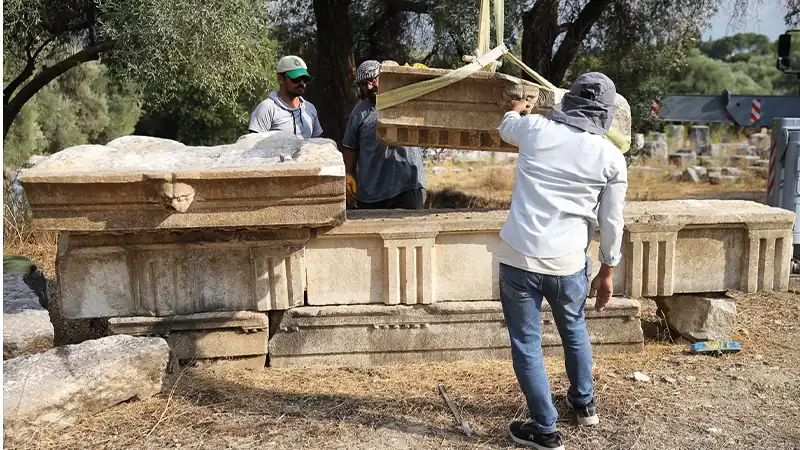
[496,72,628,450]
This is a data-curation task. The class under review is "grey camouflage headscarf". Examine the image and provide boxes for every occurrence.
[356,60,381,84]
[547,72,616,135]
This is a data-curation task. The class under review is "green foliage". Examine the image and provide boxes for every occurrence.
[567,0,716,133]
[99,0,275,111]
[671,35,798,96]
[4,0,275,137]
[3,61,141,167]
[671,49,767,95]
[134,62,278,146]
[699,32,772,60]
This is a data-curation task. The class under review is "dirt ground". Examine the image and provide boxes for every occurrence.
[5,163,799,450]
[5,291,799,450]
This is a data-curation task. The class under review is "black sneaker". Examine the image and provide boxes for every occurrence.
[508,421,565,450]
[566,397,599,426]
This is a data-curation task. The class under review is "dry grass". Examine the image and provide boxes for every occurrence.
[3,178,58,277]
[6,293,800,450]
[426,162,767,209]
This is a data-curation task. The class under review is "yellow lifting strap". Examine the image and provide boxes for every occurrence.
[374,0,630,153]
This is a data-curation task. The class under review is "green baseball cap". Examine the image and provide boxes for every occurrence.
[277,55,311,79]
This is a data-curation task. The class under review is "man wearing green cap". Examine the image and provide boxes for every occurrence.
[249,55,323,138]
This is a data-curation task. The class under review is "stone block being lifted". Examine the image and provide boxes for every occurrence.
[18,133,346,232]
[375,63,632,152]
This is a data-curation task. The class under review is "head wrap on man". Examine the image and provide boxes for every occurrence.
[547,72,616,135]
[355,60,381,84]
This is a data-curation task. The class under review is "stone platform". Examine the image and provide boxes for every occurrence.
[269,299,642,367]
[18,133,346,232]
[306,201,794,307]
[19,132,797,368]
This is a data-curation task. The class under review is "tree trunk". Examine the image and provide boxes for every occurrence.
[521,0,559,83]
[549,0,609,85]
[313,0,357,146]
[521,0,609,87]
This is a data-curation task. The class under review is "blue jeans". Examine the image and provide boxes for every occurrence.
[499,261,594,434]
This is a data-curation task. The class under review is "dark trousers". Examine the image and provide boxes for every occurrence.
[358,188,426,210]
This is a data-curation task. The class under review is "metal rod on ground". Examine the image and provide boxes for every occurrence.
[437,383,471,437]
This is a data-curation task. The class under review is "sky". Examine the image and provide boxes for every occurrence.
[703,0,791,41]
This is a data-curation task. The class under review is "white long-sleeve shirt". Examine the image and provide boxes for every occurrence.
[497,112,628,268]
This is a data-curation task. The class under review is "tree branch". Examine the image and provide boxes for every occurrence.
[5,34,68,102]
[421,42,439,65]
[4,40,116,139]
[367,0,433,59]
[549,0,609,85]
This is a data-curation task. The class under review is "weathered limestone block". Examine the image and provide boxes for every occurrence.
[708,173,738,185]
[305,210,627,306]
[689,126,710,147]
[665,124,685,149]
[3,335,170,440]
[656,295,737,342]
[748,132,770,149]
[681,167,701,183]
[633,133,645,150]
[109,311,268,370]
[269,299,643,367]
[375,63,632,152]
[306,201,793,306]
[18,133,346,232]
[56,229,308,319]
[642,141,668,160]
[3,274,54,359]
[669,150,697,166]
[623,200,794,297]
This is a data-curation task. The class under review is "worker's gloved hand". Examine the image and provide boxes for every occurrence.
[345,174,357,206]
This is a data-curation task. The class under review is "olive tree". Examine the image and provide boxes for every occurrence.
[3,0,275,139]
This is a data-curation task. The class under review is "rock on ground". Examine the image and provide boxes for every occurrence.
[657,295,737,341]
[3,273,54,359]
[3,334,171,440]
[681,167,701,183]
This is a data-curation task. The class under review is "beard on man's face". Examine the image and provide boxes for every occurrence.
[288,85,305,96]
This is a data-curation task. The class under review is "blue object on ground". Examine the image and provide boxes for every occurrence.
[689,340,742,356]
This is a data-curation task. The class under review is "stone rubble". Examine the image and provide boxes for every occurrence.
[3,274,54,359]
[656,295,737,342]
[669,150,697,166]
[3,335,171,439]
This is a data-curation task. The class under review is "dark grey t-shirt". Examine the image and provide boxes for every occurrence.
[342,99,426,203]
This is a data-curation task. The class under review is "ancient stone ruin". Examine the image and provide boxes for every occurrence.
[18,132,796,369]
[375,63,632,153]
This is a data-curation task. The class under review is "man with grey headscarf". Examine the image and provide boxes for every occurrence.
[495,72,627,450]
[341,60,426,209]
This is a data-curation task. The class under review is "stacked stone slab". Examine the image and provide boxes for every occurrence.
[19,132,346,368]
[19,134,796,368]
[271,201,793,365]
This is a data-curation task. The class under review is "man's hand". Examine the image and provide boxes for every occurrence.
[589,264,615,312]
[345,174,357,206]
[506,98,531,114]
